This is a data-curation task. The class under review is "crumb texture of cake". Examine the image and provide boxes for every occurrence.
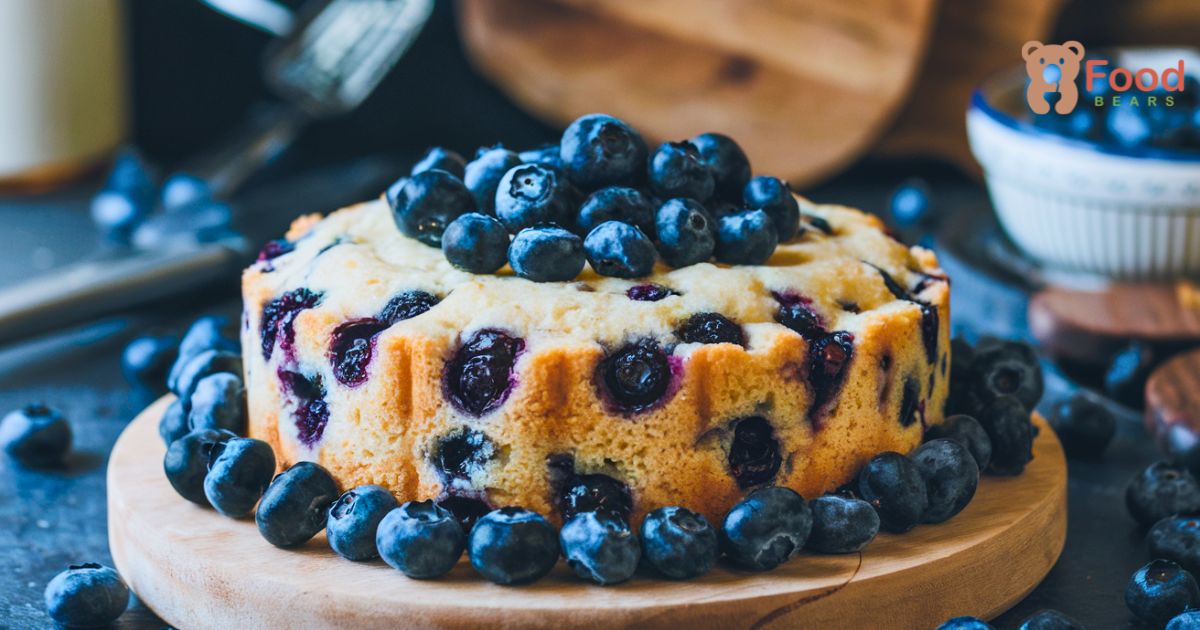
[241,196,950,526]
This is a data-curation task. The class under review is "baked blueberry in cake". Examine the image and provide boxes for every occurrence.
[240,114,951,527]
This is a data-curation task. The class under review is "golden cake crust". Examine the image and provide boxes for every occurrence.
[242,195,950,526]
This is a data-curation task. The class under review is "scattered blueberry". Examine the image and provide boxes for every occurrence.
[412,147,467,179]
[168,316,238,391]
[857,451,929,533]
[507,225,585,282]
[378,499,466,578]
[160,172,211,210]
[44,563,129,628]
[1048,394,1116,458]
[583,221,657,278]
[171,349,243,402]
[743,176,800,241]
[560,114,647,191]
[327,485,400,561]
[255,461,340,548]
[720,486,812,570]
[806,494,880,553]
[444,329,525,416]
[560,510,641,585]
[495,163,576,232]
[727,416,781,488]
[1126,461,1200,527]
[187,372,247,435]
[889,178,933,227]
[1168,610,1200,630]
[1126,559,1200,625]
[654,198,715,268]
[976,396,1034,476]
[259,288,323,360]
[938,617,994,630]
[641,506,718,579]
[557,470,633,523]
[329,318,390,387]
[577,186,656,236]
[626,283,678,302]
[715,209,778,265]
[203,437,275,518]
[968,341,1044,411]
[158,398,190,446]
[925,414,993,471]
[121,335,178,390]
[1148,516,1200,575]
[441,212,510,274]
[130,198,235,249]
[911,438,979,523]
[463,146,521,215]
[388,170,477,247]
[675,312,745,346]
[468,507,559,585]
[598,339,672,413]
[690,132,751,202]
[647,141,715,202]
[91,149,155,239]
[163,428,235,505]
[1017,609,1084,630]
[0,404,71,468]
[1104,341,1159,408]
[434,428,496,486]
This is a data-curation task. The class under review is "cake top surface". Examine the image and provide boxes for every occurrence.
[245,196,945,352]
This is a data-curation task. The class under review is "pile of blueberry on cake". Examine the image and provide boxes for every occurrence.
[153,114,1044,585]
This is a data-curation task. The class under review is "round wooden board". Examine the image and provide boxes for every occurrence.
[109,398,1067,629]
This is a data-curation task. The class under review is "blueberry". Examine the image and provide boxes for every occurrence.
[518,143,562,169]
[168,316,238,391]
[412,147,466,179]
[507,225,585,282]
[1049,394,1116,458]
[203,437,275,518]
[715,209,778,265]
[388,170,477,247]
[557,471,633,523]
[277,370,330,447]
[583,221,657,278]
[937,617,994,630]
[376,500,466,579]
[1104,341,1159,408]
[1126,559,1200,625]
[976,396,1034,476]
[160,172,211,210]
[727,416,781,488]
[1126,461,1200,527]
[560,114,647,191]
[255,461,340,548]
[626,283,678,302]
[889,178,933,227]
[598,339,672,413]
[0,404,71,468]
[720,486,812,570]
[380,290,440,324]
[187,372,247,435]
[806,494,880,553]
[774,292,825,340]
[1017,609,1084,630]
[1150,516,1200,576]
[130,199,233,249]
[1169,610,1200,630]
[329,318,390,387]
[925,414,993,471]
[911,439,979,523]
[44,563,129,628]
[434,428,497,485]
[560,511,640,585]
[91,150,155,239]
[742,176,800,242]
[807,331,856,417]
[969,341,1044,410]
[495,164,576,232]
[437,494,493,532]
[327,485,400,561]
[158,398,190,446]
[654,198,715,268]
[577,187,656,236]
[171,349,243,403]
[641,506,718,579]
[463,146,522,215]
[444,329,525,416]
[468,507,558,584]
[857,451,929,533]
[163,428,235,505]
[690,132,751,202]
[675,312,744,346]
[647,141,715,201]
[259,288,324,360]
[440,212,510,274]
[121,335,178,390]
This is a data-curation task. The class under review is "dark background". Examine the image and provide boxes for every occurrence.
[0,1,1174,628]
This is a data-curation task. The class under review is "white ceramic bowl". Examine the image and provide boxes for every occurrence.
[966,49,1200,280]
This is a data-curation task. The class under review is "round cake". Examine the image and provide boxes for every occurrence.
[241,195,950,526]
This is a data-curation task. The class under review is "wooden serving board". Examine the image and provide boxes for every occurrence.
[109,398,1066,629]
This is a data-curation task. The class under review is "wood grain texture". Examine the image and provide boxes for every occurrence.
[456,0,935,187]
[109,398,1066,630]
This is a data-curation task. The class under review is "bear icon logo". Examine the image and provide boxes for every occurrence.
[1022,40,1085,114]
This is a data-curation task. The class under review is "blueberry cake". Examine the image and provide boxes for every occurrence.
[242,195,949,526]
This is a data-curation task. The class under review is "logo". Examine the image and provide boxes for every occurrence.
[1022,41,1187,114]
